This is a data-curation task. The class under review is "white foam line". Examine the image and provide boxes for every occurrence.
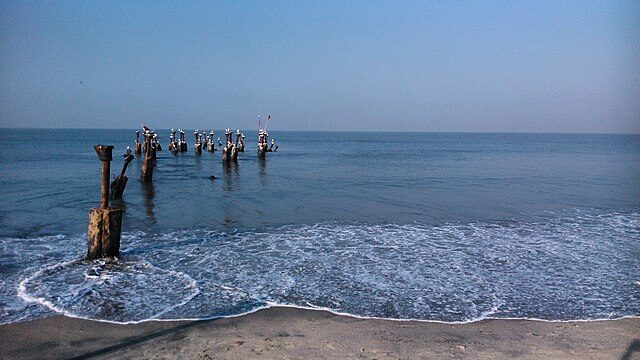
[15,257,203,326]
[17,258,83,319]
[226,303,640,325]
[14,258,640,326]
[46,302,640,326]
[142,261,201,320]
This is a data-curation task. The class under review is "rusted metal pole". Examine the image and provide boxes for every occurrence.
[94,145,113,208]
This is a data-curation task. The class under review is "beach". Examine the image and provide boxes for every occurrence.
[1,307,638,359]
[1,131,639,358]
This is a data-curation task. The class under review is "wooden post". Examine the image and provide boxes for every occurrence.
[134,131,142,154]
[222,128,233,162]
[110,147,134,199]
[179,129,188,152]
[231,130,240,161]
[207,130,216,152]
[87,145,123,260]
[238,133,245,152]
[258,129,267,158]
[141,131,156,182]
[168,129,177,153]
[194,130,202,154]
[153,134,162,151]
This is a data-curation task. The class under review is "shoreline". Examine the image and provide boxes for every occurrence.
[1,306,638,359]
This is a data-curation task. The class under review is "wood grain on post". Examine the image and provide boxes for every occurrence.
[88,144,122,260]
[87,207,122,259]
[141,133,155,182]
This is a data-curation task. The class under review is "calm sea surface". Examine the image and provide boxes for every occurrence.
[0,129,638,324]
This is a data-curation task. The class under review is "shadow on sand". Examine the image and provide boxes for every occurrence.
[620,339,640,360]
[68,319,213,360]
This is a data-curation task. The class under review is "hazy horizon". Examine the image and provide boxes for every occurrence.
[1,1,639,133]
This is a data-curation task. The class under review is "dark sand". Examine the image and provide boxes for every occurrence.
[1,307,638,359]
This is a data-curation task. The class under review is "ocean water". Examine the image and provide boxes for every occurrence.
[0,129,638,324]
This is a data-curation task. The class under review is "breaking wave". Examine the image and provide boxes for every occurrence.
[2,210,639,324]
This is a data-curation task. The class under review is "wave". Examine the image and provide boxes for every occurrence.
[2,209,639,324]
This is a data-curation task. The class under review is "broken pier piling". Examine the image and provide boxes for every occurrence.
[141,130,156,182]
[110,147,134,199]
[87,145,123,260]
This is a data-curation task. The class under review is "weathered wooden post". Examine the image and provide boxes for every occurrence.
[235,130,245,152]
[179,129,188,152]
[194,130,202,154]
[168,129,178,153]
[231,129,240,161]
[153,133,162,151]
[258,129,268,158]
[134,131,142,154]
[87,145,123,260]
[110,147,134,199]
[141,131,156,182]
[222,128,233,162]
[207,130,216,152]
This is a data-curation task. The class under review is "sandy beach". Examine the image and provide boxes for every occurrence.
[1,307,638,359]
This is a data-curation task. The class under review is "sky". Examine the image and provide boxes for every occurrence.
[0,1,638,132]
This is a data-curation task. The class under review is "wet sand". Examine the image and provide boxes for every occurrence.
[1,307,638,359]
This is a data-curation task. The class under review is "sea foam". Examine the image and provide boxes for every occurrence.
[3,210,639,324]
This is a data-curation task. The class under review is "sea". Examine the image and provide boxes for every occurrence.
[0,129,638,324]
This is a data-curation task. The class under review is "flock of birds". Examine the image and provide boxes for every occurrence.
[132,114,279,164]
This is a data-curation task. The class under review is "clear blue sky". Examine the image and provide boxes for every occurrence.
[0,1,638,132]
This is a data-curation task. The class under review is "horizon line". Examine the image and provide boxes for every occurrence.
[0,127,638,136]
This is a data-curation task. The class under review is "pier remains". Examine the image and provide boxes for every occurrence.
[179,129,188,152]
[194,129,202,154]
[87,145,123,260]
[109,147,134,199]
[222,128,235,162]
[141,127,157,182]
[168,129,178,153]
[134,131,142,154]
[207,130,216,152]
